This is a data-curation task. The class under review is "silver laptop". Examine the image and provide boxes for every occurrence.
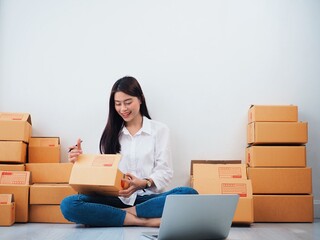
[142,194,239,240]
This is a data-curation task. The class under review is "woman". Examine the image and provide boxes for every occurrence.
[60,76,198,227]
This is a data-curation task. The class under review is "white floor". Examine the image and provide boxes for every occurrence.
[1,220,319,240]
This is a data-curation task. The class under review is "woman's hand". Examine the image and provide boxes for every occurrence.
[68,138,83,163]
[119,173,147,198]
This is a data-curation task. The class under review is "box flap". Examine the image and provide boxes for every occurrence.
[190,160,242,175]
[0,112,32,125]
[75,154,121,168]
[29,137,60,147]
[0,194,13,204]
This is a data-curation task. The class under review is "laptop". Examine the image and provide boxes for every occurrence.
[142,194,239,240]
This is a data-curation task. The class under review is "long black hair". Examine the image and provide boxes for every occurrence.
[99,76,151,154]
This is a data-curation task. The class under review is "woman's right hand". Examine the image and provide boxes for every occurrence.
[68,138,83,163]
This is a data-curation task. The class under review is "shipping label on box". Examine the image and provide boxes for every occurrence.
[0,171,30,185]
[69,154,124,196]
[0,112,32,143]
[248,105,298,123]
[28,137,61,163]
[193,178,253,197]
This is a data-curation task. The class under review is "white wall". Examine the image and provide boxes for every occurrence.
[1,0,320,215]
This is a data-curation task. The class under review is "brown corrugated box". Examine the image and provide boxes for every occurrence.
[190,160,253,224]
[29,205,73,224]
[253,195,314,222]
[0,141,27,163]
[248,105,298,123]
[28,137,61,163]
[69,154,124,196]
[248,168,312,194]
[0,164,25,171]
[246,146,306,167]
[0,171,31,222]
[0,194,15,226]
[247,122,308,145]
[30,184,77,204]
[0,112,32,143]
[25,163,73,183]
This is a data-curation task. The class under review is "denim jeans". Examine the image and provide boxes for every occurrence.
[60,187,198,227]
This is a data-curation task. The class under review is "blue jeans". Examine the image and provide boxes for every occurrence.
[60,187,198,227]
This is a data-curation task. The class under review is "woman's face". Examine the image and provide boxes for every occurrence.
[114,91,141,123]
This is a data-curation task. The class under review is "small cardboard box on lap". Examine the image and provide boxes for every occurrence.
[69,154,125,196]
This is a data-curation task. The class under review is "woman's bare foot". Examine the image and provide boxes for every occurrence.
[123,212,161,227]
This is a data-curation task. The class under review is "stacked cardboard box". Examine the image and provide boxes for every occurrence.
[0,171,31,223]
[29,184,76,223]
[0,194,15,226]
[25,139,75,223]
[0,112,31,164]
[190,160,254,225]
[246,105,313,222]
[0,112,32,224]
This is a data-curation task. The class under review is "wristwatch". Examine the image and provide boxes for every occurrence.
[145,178,152,188]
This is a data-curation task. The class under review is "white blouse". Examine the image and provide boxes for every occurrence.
[118,116,173,206]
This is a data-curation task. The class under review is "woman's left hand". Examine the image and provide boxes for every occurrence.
[118,173,146,198]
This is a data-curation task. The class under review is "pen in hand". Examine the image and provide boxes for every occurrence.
[68,140,83,152]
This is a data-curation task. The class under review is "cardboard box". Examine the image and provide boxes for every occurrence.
[248,168,312,194]
[0,194,15,226]
[29,205,73,223]
[0,112,32,143]
[190,160,245,179]
[0,193,13,203]
[253,195,314,222]
[247,122,308,145]
[192,178,253,224]
[246,146,306,167]
[0,186,29,222]
[248,105,298,123]
[0,171,30,222]
[233,197,254,224]
[28,137,61,163]
[69,154,124,196]
[25,163,73,183]
[30,184,78,204]
[0,141,27,163]
[0,164,25,171]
